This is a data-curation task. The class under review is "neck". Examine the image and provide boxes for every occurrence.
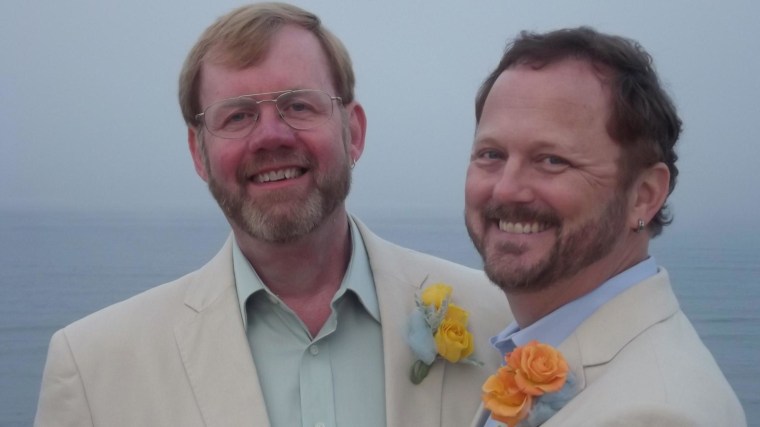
[233,208,352,337]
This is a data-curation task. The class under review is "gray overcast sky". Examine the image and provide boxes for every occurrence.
[2,0,759,232]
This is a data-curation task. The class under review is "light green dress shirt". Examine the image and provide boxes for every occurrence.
[233,218,385,427]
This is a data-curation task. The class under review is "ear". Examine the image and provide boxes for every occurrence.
[345,101,367,163]
[188,127,209,182]
[628,162,670,228]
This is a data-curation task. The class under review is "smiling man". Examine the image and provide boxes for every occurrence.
[34,3,508,427]
[465,28,745,426]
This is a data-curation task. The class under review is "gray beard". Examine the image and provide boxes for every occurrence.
[208,160,351,243]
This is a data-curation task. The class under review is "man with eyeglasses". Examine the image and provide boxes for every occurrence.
[34,3,508,427]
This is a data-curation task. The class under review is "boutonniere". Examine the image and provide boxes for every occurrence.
[406,283,481,384]
[482,340,577,427]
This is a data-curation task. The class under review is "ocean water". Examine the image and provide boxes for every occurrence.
[1,210,757,426]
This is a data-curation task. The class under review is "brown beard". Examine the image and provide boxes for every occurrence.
[467,191,627,293]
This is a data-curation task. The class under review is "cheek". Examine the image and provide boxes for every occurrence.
[317,139,350,166]
[542,183,609,224]
[301,125,345,156]
[206,145,245,179]
[464,171,492,208]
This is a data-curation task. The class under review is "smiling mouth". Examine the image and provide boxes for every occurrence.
[498,220,550,234]
[252,167,305,183]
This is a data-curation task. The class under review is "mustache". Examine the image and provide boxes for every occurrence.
[482,202,561,226]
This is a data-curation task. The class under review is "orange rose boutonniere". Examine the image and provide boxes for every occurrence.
[406,283,480,384]
[482,341,577,427]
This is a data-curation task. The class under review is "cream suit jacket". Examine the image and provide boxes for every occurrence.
[35,218,510,427]
[470,269,746,427]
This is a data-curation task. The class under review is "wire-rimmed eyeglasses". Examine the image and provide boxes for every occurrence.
[194,89,343,139]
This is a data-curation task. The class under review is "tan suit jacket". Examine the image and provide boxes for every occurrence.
[35,218,510,427]
[470,269,746,427]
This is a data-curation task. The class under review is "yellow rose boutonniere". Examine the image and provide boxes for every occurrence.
[482,340,577,427]
[406,283,480,384]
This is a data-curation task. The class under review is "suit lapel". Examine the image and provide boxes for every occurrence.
[547,270,679,425]
[174,237,271,427]
[356,218,445,427]
[556,332,587,395]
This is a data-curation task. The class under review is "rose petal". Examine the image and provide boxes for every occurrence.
[421,283,452,309]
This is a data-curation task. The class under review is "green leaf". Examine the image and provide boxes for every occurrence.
[410,359,432,385]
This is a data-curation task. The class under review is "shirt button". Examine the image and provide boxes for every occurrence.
[309,345,319,356]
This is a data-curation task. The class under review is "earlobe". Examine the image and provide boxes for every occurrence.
[188,127,209,182]
[629,162,670,226]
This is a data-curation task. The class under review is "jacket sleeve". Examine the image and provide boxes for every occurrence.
[34,329,94,427]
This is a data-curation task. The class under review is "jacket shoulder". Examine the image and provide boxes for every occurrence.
[557,276,746,426]
[59,272,196,348]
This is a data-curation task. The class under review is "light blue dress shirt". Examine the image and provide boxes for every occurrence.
[484,257,658,427]
[233,217,385,427]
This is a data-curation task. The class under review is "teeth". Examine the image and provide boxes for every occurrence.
[253,168,303,183]
[498,220,547,234]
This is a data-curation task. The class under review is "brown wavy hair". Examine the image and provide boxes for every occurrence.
[475,27,681,237]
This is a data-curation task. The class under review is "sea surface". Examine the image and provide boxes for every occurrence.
[1,209,757,426]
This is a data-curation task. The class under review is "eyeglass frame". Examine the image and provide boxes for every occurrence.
[194,89,343,139]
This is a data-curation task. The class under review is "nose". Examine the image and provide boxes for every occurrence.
[491,160,534,203]
[246,101,296,149]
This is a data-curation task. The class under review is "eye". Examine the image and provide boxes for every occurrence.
[475,149,504,161]
[228,111,252,122]
[280,97,320,116]
[220,109,257,129]
[286,102,309,112]
[544,155,567,165]
[538,155,570,172]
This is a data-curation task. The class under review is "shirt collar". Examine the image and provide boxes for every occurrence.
[233,216,380,328]
[491,257,658,357]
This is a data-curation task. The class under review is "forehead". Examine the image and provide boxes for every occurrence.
[477,59,614,144]
[492,60,610,118]
[199,25,334,103]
